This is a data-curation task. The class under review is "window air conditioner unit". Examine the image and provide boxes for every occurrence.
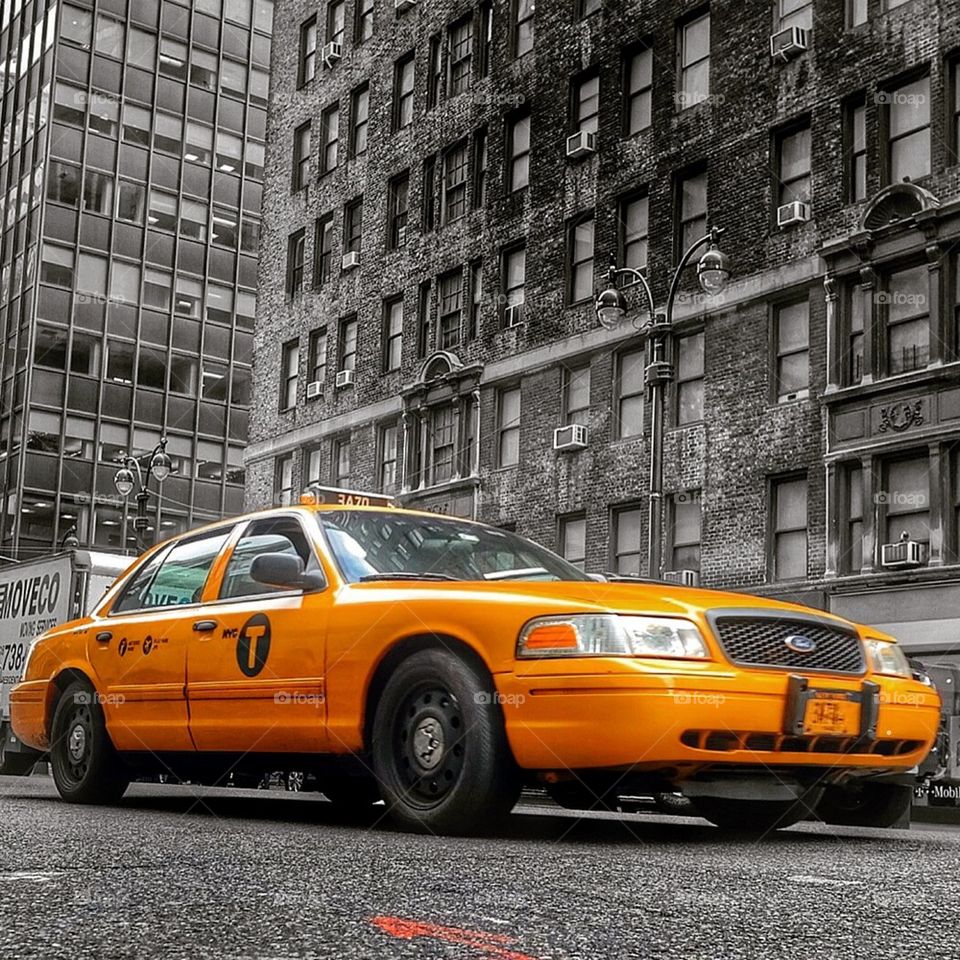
[769,26,809,62]
[342,250,361,270]
[553,423,588,451]
[335,369,355,389]
[663,569,700,587]
[395,0,416,10]
[881,537,925,569]
[306,380,323,400]
[777,200,812,228]
[565,130,596,160]
[504,303,524,327]
[322,42,342,67]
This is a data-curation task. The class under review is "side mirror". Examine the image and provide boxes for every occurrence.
[250,553,324,591]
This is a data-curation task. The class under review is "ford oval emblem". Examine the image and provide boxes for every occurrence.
[784,634,817,654]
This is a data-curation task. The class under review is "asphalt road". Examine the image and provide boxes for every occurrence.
[1,776,959,960]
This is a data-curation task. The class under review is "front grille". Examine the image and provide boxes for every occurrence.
[710,614,865,674]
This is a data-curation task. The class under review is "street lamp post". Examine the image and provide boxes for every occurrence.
[113,437,172,552]
[595,227,731,581]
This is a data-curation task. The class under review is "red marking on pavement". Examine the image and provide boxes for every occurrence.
[371,915,540,960]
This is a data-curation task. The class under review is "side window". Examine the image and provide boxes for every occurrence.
[113,531,231,612]
[219,517,321,599]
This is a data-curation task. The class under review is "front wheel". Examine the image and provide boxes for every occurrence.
[816,782,912,828]
[50,681,129,804]
[692,795,813,835]
[372,648,521,835]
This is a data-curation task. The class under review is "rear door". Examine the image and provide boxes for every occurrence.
[91,527,233,753]
[186,513,331,754]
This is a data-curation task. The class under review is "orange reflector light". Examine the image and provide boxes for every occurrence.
[300,492,318,505]
[523,622,578,650]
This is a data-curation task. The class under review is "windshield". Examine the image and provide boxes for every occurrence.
[317,510,592,583]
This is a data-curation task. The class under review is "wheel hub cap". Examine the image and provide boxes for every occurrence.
[413,716,445,770]
[68,723,86,762]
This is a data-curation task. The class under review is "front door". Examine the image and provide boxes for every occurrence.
[186,514,330,754]
[90,527,233,753]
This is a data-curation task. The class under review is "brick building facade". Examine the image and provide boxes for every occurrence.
[248,0,960,658]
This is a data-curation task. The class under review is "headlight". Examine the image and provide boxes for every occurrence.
[864,638,912,678]
[517,615,710,659]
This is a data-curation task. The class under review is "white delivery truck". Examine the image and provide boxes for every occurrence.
[0,550,131,774]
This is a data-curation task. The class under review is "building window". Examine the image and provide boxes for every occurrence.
[579,0,601,15]
[952,59,960,163]
[677,10,710,109]
[613,506,643,576]
[327,0,345,45]
[286,230,305,297]
[567,215,595,304]
[624,46,652,135]
[417,280,432,358]
[677,169,708,261]
[676,332,705,424]
[344,197,363,254]
[383,297,403,372]
[308,328,327,389]
[468,259,483,339]
[338,316,358,373]
[497,387,521,466]
[669,491,701,572]
[844,282,866,384]
[774,300,809,400]
[778,0,812,30]
[298,16,317,86]
[513,0,535,57]
[332,436,351,486]
[619,193,648,272]
[355,0,374,44]
[572,73,600,135]
[842,463,863,574]
[438,270,464,348]
[280,340,299,411]
[883,74,930,184]
[883,456,929,548]
[441,141,470,224]
[560,515,587,570]
[387,171,409,250]
[884,264,928,375]
[314,214,334,286]
[479,2,493,77]
[771,475,807,581]
[616,349,644,439]
[846,0,867,27]
[448,16,473,96]
[305,448,323,486]
[775,122,811,208]
[379,424,399,494]
[562,365,591,425]
[292,121,311,192]
[275,454,295,505]
[350,84,369,157]
[430,405,457,484]
[427,34,443,110]
[393,53,415,131]
[320,103,339,174]
[845,96,867,202]
[473,127,488,208]
[422,155,437,231]
[507,110,531,193]
[502,243,526,322]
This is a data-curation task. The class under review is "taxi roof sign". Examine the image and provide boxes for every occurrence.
[300,485,396,508]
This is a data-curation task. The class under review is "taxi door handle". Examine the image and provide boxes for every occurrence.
[95,631,112,644]
[193,620,217,633]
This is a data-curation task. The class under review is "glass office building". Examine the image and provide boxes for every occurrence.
[0,0,271,559]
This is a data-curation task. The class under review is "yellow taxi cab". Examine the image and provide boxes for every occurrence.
[10,487,940,834]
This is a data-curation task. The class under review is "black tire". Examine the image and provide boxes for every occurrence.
[49,681,129,804]
[654,792,695,816]
[0,726,39,776]
[692,794,814,835]
[371,647,521,834]
[545,780,619,811]
[321,775,381,807]
[816,782,912,828]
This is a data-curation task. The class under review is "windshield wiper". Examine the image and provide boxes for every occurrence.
[484,567,550,581]
[358,572,461,582]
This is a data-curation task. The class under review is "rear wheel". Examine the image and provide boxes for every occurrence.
[692,795,813,835]
[50,681,129,804]
[816,782,912,828]
[372,648,521,835]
